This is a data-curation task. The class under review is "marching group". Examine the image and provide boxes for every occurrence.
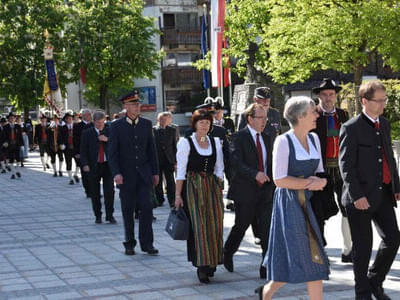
[0,78,399,300]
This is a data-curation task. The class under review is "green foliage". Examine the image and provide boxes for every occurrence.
[64,0,163,109]
[0,0,67,111]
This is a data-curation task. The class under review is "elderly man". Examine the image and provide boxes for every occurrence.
[80,110,115,224]
[339,80,400,300]
[108,90,159,256]
[311,78,352,263]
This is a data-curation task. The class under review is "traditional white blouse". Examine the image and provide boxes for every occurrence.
[176,133,224,180]
[273,130,324,180]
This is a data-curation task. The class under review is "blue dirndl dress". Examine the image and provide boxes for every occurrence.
[263,133,330,283]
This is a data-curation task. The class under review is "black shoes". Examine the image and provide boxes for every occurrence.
[1,169,6,174]
[123,241,136,256]
[69,179,74,185]
[223,254,234,272]
[58,171,63,177]
[6,166,11,171]
[142,246,159,255]
[106,216,117,224]
[355,295,373,300]
[10,174,15,179]
[341,251,352,263]
[95,217,102,224]
[74,175,80,183]
[16,172,21,178]
[46,163,50,169]
[53,172,57,177]
[259,265,266,279]
[370,281,391,300]
[206,266,216,277]
[197,267,210,284]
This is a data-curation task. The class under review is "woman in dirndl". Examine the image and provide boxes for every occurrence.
[257,96,330,300]
[175,109,224,284]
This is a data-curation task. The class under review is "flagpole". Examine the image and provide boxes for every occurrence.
[203,4,210,97]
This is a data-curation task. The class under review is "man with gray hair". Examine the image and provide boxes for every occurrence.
[80,110,116,224]
[75,108,93,197]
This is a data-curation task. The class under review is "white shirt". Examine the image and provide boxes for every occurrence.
[362,109,379,124]
[319,105,336,115]
[176,133,224,180]
[273,130,324,180]
[247,125,267,173]
[94,127,107,162]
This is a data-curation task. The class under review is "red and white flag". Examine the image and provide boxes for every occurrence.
[210,0,225,87]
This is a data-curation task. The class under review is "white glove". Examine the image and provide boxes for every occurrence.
[59,144,66,151]
[2,142,8,148]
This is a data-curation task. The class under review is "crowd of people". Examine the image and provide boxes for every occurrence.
[0,78,399,300]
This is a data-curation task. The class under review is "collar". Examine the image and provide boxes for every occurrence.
[126,116,139,125]
[319,105,336,115]
[247,124,261,137]
[362,109,379,124]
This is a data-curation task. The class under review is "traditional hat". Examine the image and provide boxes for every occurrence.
[214,96,224,110]
[0,117,6,123]
[63,111,74,120]
[312,78,342,94]
[7,112,16,119]
[119,90,140,103]
[254,87,271,99]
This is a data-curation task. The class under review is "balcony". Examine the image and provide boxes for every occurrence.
[161,28,201,45]
[162,67,202,85]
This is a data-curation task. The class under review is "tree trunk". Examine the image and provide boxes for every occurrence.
[23,107,30,122]
[99,84,108,110]
[354,65,363,114]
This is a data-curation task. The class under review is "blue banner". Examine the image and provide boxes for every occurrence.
[201,15,210,90]
[45,60,58,91]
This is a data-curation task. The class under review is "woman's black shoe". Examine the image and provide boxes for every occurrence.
[255,285,265,300]
[206,266,216,277]
[197,268,210,284]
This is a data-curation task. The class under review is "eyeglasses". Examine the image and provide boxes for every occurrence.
[251,115,268,120]
[368,97,388,104]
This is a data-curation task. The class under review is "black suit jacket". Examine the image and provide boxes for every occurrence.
[3,123,24,147]
[74,121,93,154]
[80,126,110,170]
[34,124,48,144]
[153,125,177,165]
[227,127,273,203]
[339,114,400,211]
[313,106,348,167]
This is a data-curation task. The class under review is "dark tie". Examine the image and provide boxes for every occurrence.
[375,121,391,184]
[256,133,264,173]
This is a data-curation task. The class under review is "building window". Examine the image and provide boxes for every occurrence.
[163,14,175,29]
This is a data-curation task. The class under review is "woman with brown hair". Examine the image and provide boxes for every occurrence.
[175,109,224,283]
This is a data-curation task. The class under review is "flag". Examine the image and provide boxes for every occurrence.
[80,67,86,84]
[210,0,225,87]
[201,15,210,89]
[223,38,231,87]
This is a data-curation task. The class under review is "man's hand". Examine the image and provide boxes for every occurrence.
[114,174,123,185]
[354,197,370,210]
[394,193,400,201]
[152,175,159,187]
[98,135,108,142]
[175,195,183,208]
[255,172,269,185]
[83,165,90,172]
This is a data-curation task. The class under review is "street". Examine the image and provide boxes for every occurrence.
[0,151,399,299]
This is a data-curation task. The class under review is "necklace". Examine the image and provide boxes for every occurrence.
[196,133,207,143]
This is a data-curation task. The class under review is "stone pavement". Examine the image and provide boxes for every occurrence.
[0,151,399,300]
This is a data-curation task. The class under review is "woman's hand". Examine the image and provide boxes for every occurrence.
[306,176,327,191]
[175,195,184,208]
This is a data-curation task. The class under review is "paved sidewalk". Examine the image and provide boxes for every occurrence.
[0,151,399,299]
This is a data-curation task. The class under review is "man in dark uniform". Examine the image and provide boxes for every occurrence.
[223,103,274,279]
[34,115,50,171]
[108,90,159,256]
[3,112,24,179]
[153,112,177,208]
[47,115,65,177]
[61,112,79,185]
[238,87,281,144]
[213,96,235,136]
[80,110,116,224]
[339,80,400,300]
[311,78,352,262]
[74,109,93,196]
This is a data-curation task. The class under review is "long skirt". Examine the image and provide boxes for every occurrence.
[183,172,224,267]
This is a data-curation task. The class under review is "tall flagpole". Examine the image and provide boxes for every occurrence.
[203,4,210,97]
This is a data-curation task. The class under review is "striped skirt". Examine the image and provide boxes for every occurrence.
[185,171,224,267]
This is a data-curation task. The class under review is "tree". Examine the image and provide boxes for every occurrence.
[64,0,163,112]
[0,0,67,118]
[226,0,400,113]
